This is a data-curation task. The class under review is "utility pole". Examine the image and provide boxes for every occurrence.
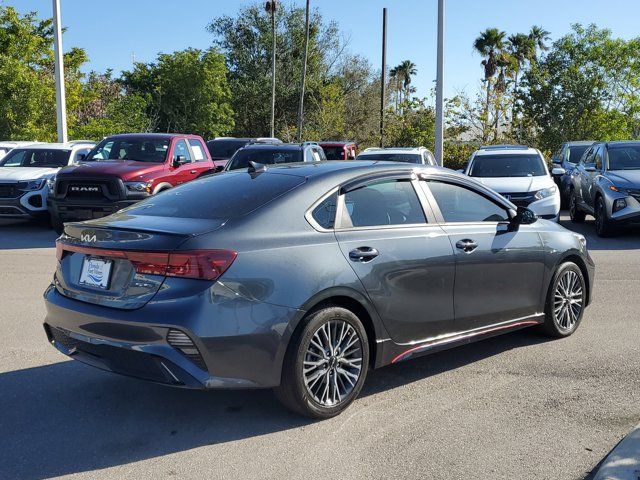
[52,0,68,143]
[434,0,445,165]
[380,8,387,148]
[296,0,311,142]
[266,1,278,138]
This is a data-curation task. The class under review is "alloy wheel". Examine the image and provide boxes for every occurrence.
[303,320,363,407]
[596,199,604,234]
[553,270,584,332]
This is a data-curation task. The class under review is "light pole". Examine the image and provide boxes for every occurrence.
[296,0,310,142]
[380,8,387,148]
[265,1,278,138]
[434,0,445,166]
[52,0,68,143]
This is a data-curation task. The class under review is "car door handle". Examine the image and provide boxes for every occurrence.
[190,170,197,174]
[455,239,478,253]
[349,247,379,262]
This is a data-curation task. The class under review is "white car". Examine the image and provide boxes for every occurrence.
[464,145,561,221]
[0,141,41,160]
[357,147,437,166]
[0,141,95,219]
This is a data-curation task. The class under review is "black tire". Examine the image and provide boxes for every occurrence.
[594,196,616,237]
[50,212,64,234]
[569,190,585,223]
[274,306,369,419]
[542,262,586,338]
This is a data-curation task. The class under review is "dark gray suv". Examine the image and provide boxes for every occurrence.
[44,161,594,418]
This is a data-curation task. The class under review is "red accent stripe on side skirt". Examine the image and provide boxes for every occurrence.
[391,320,540,364]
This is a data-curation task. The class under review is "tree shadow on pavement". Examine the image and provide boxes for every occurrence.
[0,329,549,479]
[0,219,58,250]
[558,214,640,251]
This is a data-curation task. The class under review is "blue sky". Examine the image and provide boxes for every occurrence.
[12,0,640,100]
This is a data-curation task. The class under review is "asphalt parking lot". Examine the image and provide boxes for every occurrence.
[0,214,638,480]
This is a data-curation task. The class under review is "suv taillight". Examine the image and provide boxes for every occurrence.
[56,242,237,281]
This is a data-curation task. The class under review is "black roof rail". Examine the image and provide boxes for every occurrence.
[478,144,529,150]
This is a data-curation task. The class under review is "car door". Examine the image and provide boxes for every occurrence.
[187,138,214,176]
[578,146,598,210]
[170,139,197,185]
[334,175,455,344]
[421,177,545,332]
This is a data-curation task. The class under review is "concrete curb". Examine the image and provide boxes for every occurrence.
[594,424,640,480]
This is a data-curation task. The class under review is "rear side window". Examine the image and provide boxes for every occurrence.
[342,180,425,227]
[425,181,509,223]
[188,139,207,162]
[311,192,337,229]
[124,172,305,219]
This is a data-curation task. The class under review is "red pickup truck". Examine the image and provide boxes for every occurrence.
[48,133,214,232]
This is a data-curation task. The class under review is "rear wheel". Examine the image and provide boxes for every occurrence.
[595,196,616,237]
[50,212,64,234]
[542,262,586,338]
[569,190,585,223]
[274,306,369,419]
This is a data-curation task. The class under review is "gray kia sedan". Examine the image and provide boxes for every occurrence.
[44,161,594,418]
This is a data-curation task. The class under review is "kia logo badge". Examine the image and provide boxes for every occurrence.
[81,233,97,243]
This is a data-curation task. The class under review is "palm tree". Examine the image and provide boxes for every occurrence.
[393,60,417,113]
[389,66,400,112]
[507,33,536,121]
[529,26,551,60]
[473,28,506,140]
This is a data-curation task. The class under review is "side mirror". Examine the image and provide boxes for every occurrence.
[172,155,187,168]
[214,165,225,173]
[76,153,87,162]
[551,167,566,176]
[584,165,596,172]
[511,206,537,225]
[551,156,562,164]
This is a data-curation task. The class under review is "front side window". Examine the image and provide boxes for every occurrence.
[0,149,70,167]
[86,138,170,163]
[425,181,509,223]
[594,146,603,170]
[607,145,640,170]
[173,140,192,162]
[566,145,590,165]
[342,180,425,228]
[469,154,547,177]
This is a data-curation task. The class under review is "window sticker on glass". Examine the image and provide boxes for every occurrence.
[191,145,204,160]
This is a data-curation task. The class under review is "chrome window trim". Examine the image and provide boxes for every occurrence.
[304,187,339,233]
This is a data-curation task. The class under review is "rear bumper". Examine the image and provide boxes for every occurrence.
[49,198,140,222]
[43,282,302,389]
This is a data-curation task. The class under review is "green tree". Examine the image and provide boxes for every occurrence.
[122,49,234,138]
[519,24,640,150]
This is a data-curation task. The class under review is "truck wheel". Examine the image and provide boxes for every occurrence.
[595,197,616,237]
[569,190,585,223]
[50,213,64,234]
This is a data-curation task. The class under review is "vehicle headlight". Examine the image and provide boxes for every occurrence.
[20,179,46,191]
[574,233,587,249]
[534,185,558,200]
[46,177,56,190]
[124,181,151,195]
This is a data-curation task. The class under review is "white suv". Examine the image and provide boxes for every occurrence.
[357,147,437,165]
[0,141,41,160]
[465,145,560,221]
[0,141,95,219]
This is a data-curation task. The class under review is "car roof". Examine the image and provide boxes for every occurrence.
[241,143,306,151]
[474,146,539,156]
[0,141,42,148]
[604,140,640,148]
[318,141,356,146]
[564,141,595,147]
[359,147,425,155]
[106,133,199,140]
[14,141,95,151]
[208,137,253,143]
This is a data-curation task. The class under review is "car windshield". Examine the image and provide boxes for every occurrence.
[567,145,590,164]
[0,148,70,168]
[124,172,305,219]
[469,154,547,177]
[207,139,250,159]
[322,147,345,160]
[85,138,170,163]
[608,145,640,170]
[227,148,303,170]
[357,153,422,164]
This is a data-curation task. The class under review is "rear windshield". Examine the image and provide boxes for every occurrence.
[469,154,547,177]
[566,145,590,164]
[322,147,345,160]
[0,148,70,167]
[123,172,305,219]
[207,139,250,159]
[227,148,303,170]
[85,138,170,163]
[357,153,422,164]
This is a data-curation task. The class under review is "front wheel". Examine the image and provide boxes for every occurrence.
[595,196,616,237]
[274,306,369,419]
[542,262,586,338]
[50,212,64,234]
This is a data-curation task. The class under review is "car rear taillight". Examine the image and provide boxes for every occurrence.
[56,241,237,281]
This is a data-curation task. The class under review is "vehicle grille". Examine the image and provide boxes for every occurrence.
[500,191,537,208]
[0,183,20,198]
[49,326,184,384]
[56,178,123,200]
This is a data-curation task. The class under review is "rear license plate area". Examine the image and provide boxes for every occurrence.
[79,257,113,289]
